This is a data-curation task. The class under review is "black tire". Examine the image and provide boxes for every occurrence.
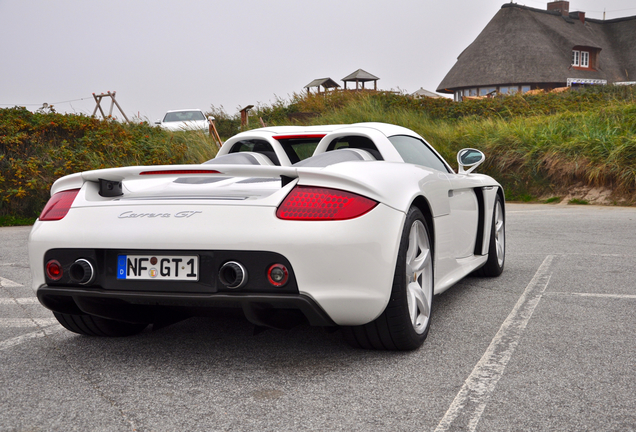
[53,312,148,337]
[476,193,505,277]
[343,207,433,350]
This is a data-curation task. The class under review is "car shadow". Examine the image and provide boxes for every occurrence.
[47,298,457,379]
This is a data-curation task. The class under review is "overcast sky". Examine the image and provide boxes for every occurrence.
[2,0,635,122]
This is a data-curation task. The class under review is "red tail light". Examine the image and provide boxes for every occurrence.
[276,186,377,220]
[39,189,80,221]
[46,260,63,280]
[267,264,289,287]
[273,134,326,140]
[140,169,221,175]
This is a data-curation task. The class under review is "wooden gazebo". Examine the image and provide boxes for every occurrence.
[304,78,341,93]
[342,69,379,90]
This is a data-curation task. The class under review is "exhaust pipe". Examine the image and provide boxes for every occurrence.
[219,261,248,289]
[69,259,95,285]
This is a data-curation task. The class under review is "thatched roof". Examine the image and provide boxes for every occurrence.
[437,4,636,93]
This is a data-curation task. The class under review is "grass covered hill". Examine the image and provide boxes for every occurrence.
[0,107,217,222]
[1,85,635,223]
[249,85,636,204]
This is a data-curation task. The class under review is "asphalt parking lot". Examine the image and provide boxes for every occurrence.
[1,203,635,431]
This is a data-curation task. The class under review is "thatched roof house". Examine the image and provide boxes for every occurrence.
[437,1,636,101]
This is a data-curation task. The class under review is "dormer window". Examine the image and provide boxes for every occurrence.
[572,50,590,67]
[572,46,599,70]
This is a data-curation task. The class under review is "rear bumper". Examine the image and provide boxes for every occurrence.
[29,202,405,326]
[37,285,337,327]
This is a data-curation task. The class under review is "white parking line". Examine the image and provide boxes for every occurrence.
[1,318,58,327]
[514,252,629,258]
[0,297,38,305]
[545,292,636,300]
[0,276,23,287]
[434,255,555,432]
[506,210,559,214]
[0,324,64,351]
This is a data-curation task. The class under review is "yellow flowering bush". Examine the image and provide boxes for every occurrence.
[1,107,215,218]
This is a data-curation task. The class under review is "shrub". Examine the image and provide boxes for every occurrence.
[0,107,217,217]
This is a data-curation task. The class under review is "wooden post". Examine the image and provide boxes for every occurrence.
[92,93,107,119]
[91,91,129,122]
[239,105,254,129]
[208,117,223,148]
[109,91,130,122]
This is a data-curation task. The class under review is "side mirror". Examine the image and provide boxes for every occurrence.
[154,119,161,125]
[457,148,485,174]
[208,116,215,123]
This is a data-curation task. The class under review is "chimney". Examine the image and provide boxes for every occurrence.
[568,10,586,23]
[547,1,569,17]
[576,11,585,23]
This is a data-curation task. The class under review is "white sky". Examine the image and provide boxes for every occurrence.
[2,0,635,122]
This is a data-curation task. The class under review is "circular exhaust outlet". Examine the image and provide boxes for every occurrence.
[219,261,248,289]
[69,259,95,285]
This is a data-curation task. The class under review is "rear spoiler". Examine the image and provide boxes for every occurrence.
[50,165,299,196]
[50,163,383,202]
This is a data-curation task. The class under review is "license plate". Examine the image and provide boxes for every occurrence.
[117,255,199,281]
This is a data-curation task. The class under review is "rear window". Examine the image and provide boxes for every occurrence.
[228,139,280,165]
[326,136,382,160]
[275,138,322,163]
[389,135,450,172]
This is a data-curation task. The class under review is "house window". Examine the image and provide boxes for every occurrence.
[500,86,518,95]
[521,85,531,94]
[581,51,589,68]
[480,87,496,96]
[573,50,591,68]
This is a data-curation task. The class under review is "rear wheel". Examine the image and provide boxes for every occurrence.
[53,312,148,337]
[476,194,505,277]
[343,207,433,350]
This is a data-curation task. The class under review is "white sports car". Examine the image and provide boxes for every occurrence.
[28,122,505,350]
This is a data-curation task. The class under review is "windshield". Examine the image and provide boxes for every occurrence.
[163,111,206,122]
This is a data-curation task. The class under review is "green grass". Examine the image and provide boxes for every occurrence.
[252,87,636,203]
[1,85,635,225]
[1,107,218,219]
[568,198,589,205]
[0,215,37,226]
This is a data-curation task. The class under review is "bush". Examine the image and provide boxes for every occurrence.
[2,85,635,220]
[0,107,217,217]
[253,86,636,202]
